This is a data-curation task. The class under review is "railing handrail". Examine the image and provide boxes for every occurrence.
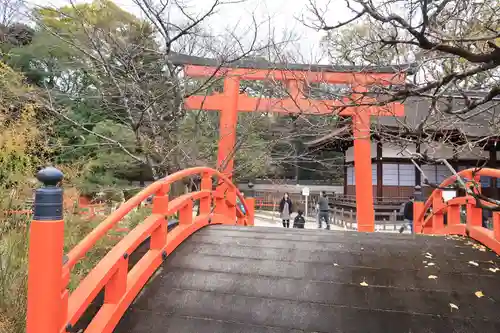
[413,167,500,256]
[417,167,500,231]
[26,166,254,333]
[64,167,248,270]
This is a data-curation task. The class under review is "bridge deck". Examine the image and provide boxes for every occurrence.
[115,226,500,333]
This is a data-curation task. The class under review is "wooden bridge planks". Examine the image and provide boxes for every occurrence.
[115,226,500,333]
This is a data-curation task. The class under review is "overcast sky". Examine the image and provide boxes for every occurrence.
[26,0,353,63]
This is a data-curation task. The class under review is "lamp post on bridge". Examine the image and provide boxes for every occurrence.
[246,181,255,226]
[247,181,255,198]
[414,185,423,202]
[26,166,66,333]
[413,185,424,233]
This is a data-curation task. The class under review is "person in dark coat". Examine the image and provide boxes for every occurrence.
[400,196,414,233]
[279,192,293,228]
[293,210,306,229]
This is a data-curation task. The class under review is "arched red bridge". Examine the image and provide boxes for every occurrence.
[26,166,500,333]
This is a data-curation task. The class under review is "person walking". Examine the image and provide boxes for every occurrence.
[279,192,293,228]
[317,191,330,230]
[400,196,414,233]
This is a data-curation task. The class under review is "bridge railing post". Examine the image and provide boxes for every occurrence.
[432,192,444,232]
[226,186,237,221]
[466,197,482,228]
[245,197,255,226]
[200,172,212,216]
[493,212,500,241]
[447,203,461,226]
[179,199,194,225]
[413,201,424,233]
[464,171,482,228]
[26,167,65,333]
[214,180,227,217]
[151,184,169,249]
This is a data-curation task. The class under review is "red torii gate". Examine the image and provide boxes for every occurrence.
[177,56,406,232]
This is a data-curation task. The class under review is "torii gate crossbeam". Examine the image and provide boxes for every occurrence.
[181,61,407,232]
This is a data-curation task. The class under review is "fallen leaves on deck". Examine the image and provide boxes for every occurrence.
[333,263,339,266]
[488,267,499,273]
[425,252,433,259]
[475,291,484,298]
[471,243,488,252]
[449,303,459,311]
[426,262,435,267]
[428,275,438,280]
[360,281,368,287]
[468,261,479,267]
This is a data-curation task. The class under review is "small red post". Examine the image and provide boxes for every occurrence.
[447,204,461,225]
[225,186,237,222]
[104,258,128,304]
[466,198,482,227]
[214,183,227,217]
[413,201,424,233]
[26,167,66,333]
[432,193,444,232]
[179,200,194,225]
[493,212,500,240]
[200,172,212,216]
[464,170,482,228]
[245,197,255,226]
[151,184,169,249]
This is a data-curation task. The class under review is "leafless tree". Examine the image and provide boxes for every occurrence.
[29,0,295,188]
[296,0,500,206]
[302,0,499,128]
[0,0,24,26]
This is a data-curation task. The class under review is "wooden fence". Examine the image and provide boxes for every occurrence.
[329,207,405,232]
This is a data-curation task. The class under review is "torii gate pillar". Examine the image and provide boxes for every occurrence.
[213,77,240,220]
[217,77,240,177]
[353,110,375,232]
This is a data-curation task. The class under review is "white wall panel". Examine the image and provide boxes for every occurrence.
[347,166,355,185]
[383,163,399,186]
[399,164,415,186]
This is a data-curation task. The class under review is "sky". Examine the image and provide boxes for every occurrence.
[26,0,353,63]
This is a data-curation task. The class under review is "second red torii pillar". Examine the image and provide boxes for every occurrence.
[217,77,240,176]
[352,110,375,232]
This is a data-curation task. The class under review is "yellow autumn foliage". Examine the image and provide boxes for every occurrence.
[0,61,41,189]
[0,62,40,333]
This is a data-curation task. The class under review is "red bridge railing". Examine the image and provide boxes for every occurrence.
[26,167,254,333]
[414,168,500,254]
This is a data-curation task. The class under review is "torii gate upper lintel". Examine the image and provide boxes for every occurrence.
[181,61,407,232]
